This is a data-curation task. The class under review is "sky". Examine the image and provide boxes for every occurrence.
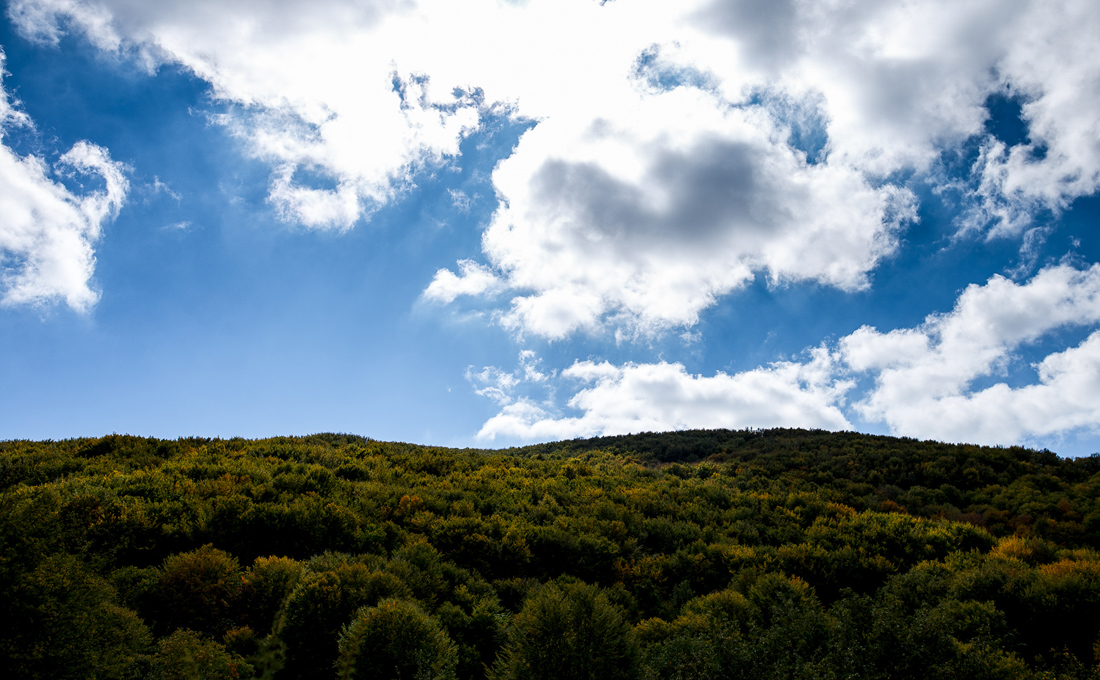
[1,0,1099,455]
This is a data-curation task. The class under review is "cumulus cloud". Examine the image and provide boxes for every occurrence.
[436,0,1096,338]
[0,53,127,310]
[477,265,1100,446]
[841,264,1100,444]
[868,333,1100,447]
[15,0,1100,335]
[11,0,481,230]
[477,349,852,442]
[484,96,916,337]
[423,259,502,304]
[966,0,1100,235]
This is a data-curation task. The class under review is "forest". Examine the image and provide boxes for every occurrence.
[2,428,1100,679]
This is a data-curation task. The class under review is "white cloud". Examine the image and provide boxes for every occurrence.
[464,350,552,412]
[423,259,502,304]
[880,332,1100,447]
[518,349,548,383]
[11,0,482,230]
[149,176,181,203]
[14,0,1100,335]
[477,0,1096,337]
[0,53,127,311]
[476,265,1100,447]
[267,166,361,230]
[477,349,852,442]
[967,0,1100,235]
[465,362,522,407]
[485,95,916,337]
[841,264,1100,445]
[447,188,473,212]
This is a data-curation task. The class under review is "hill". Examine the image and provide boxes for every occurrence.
[2,429,1099,679]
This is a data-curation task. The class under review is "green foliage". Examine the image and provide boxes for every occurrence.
[436,585,505,680]
[639,634,722,680]
[148,629,251,680]
[238,555,306,634]
[3,429,1100,679]
[335,598,458,680]
[489,581,639,680]
[152,544,243,635]
[0,554,151,680]
[280,557,412,678]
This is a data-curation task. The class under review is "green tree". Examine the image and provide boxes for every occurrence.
[280,561,411,679]
[238,555,306,634]
[151,544,243,636]
[640,636,722,680]
[1,554,152,680]
[489,581,639,680]
[335,598,458,680]
[148,629,251,680]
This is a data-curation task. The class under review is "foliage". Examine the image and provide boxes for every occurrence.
[2,429,1100,679]
[0,554,151,680]
[335,597,458,680]
[489,581,638,680]
[151,544,243,635]
[148,629,252,680]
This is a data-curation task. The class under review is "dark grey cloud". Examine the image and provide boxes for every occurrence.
[528,136,799,261]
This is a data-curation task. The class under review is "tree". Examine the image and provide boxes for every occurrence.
[151,544,243,636]
[335,598,458,680]
[489,581,638,680]
[238,555,306,634]
[1,554,152,680]
[280,561,411,679]
[148,629,251,680]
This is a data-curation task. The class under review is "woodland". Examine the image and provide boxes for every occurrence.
[2,428,1100,679]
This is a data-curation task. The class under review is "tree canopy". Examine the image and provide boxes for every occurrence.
[2,429,1100,679]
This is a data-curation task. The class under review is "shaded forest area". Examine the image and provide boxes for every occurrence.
[2,428,1100,679]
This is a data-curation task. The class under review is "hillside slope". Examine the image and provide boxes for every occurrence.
[2,430,1099,679]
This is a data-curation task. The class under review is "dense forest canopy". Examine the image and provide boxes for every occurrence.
[3,429,1100,679]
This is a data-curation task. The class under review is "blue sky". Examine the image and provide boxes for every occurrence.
[1,0,1099,455]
